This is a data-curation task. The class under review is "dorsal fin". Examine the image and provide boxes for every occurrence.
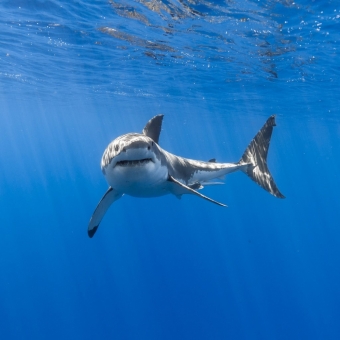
[208,158,216,163]
[142,115,164,144]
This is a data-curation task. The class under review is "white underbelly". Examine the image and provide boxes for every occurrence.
[105,161,169,197]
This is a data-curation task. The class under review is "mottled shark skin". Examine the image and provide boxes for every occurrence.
[88,115,284,238]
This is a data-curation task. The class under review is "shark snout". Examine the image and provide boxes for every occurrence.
[101,133,158,173]
[111,143,155,168]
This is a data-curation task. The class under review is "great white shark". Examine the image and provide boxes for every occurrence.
[88,115,284,237]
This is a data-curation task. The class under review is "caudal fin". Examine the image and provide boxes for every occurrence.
[239,115,285,198]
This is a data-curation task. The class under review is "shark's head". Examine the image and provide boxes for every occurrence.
[99,115,169,196]
[101,133,159,173]
[100,115,164,175]
[101,133,160,175]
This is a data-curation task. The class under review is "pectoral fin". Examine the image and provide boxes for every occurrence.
[88,187,123,238]
[168,175,227,207]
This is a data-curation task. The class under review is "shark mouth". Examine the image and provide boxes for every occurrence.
[116,158,153,167]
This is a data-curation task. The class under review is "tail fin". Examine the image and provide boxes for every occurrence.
[239,115,285,198]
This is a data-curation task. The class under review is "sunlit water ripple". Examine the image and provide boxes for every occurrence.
[0,0,338,98]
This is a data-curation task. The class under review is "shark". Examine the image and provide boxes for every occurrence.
[88,115,284,238]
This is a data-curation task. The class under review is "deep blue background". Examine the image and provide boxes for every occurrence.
[1,1,340,339]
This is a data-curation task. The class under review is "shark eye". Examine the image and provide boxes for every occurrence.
[147,145,151,150]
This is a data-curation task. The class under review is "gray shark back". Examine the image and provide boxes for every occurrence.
[161,149,242,185]
[159,115,284,198]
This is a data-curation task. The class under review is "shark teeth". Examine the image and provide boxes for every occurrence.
[116,158,153,167]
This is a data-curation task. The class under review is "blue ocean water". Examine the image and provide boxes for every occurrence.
[1,0,339,339]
